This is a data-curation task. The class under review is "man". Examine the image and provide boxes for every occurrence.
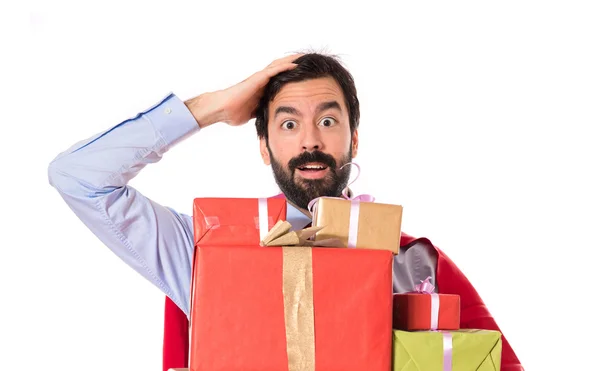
[48,53,523,370]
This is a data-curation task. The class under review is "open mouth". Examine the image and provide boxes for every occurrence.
[297,163,328,172]
[296,162,329,179]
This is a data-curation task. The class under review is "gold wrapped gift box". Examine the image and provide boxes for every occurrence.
[311,197,403,254]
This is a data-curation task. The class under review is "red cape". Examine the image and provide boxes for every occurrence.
[162,231,523,371]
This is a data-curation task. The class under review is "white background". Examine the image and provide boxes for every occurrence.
[3,1,599,370]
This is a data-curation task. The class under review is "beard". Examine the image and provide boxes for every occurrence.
[268,145,353,210]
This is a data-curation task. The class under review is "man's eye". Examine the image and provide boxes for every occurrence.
[319,117,336,127]
[281,120,297,130]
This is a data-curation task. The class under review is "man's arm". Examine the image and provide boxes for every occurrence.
[48,93,206,315]
[48,55,302,317]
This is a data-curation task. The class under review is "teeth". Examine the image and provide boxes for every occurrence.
[302,165,325,170]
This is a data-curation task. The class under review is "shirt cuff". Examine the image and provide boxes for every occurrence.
[143,92,201,149]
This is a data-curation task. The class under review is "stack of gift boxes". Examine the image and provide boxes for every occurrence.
[186,196,502,371]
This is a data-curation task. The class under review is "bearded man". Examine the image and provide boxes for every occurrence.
[48,53,523,371]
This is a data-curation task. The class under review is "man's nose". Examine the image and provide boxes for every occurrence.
[301,124,324,151]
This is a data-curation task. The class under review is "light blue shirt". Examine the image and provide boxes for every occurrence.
[48,93,437,319]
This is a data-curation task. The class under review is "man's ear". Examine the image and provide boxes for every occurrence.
[260,137,271,165]
[351,129,359,158]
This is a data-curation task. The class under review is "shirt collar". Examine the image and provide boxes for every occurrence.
[286,203,312,231]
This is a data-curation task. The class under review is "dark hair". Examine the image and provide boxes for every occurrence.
[255,53,360,140]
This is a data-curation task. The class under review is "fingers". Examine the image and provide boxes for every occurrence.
[266,53,304,68]
[265,62,299,78]
[242,54,302,87]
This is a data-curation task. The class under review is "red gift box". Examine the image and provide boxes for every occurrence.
[193,197,286,246]
[189,245,393,371]
[392,277,460,331]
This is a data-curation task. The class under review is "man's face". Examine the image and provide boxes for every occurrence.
[259,77,359,210]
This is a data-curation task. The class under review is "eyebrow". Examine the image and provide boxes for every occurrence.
[273,100,343,119]
[316,101,342,114]
[274,106,301,118]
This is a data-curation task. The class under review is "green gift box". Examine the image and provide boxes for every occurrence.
[392,329,502,370]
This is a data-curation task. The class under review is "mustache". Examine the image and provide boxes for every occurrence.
[288,151,338,172]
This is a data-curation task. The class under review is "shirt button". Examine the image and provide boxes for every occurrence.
[165,108,172,114]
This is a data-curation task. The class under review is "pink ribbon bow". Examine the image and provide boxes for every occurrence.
[413,276,436,294]
[339,162,375,202]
